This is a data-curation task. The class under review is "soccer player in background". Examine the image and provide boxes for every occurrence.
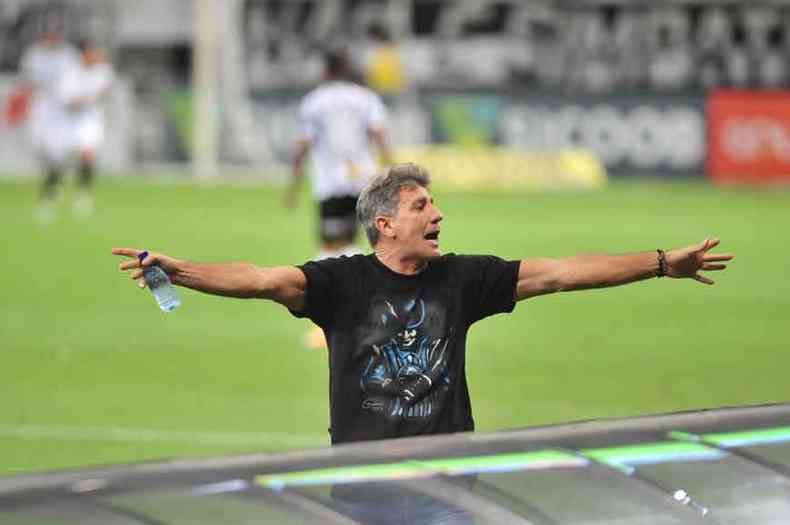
[58,40,115,216]
[16,12,79,223]
[286,48,394,348]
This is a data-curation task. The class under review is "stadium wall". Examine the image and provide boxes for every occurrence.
[249,88,708,177]
[5,83,790,184]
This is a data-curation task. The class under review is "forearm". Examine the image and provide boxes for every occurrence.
[516,238,731,300]
[170,260,271,299]
[377,139,393,167]
[517,252,660,299]
[371,129,393,166]
[286,147,307,207]
[290,141,309,188]
[556,252,660,291]
[291,158,305,187]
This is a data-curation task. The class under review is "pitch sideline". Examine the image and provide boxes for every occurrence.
[0,424,323,448]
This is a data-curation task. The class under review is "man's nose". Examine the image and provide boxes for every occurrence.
[432,206,443,223]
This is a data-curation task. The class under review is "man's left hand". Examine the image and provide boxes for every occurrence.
[666,238,734,285]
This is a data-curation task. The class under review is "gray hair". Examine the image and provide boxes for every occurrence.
[356,163,432,246]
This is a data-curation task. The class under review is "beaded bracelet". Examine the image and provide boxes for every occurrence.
[656,249,668,278]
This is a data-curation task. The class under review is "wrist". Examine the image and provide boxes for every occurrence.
[655,249,668,278]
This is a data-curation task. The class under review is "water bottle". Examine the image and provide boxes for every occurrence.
[138,251,181,312]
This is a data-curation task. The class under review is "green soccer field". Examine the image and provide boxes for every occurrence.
[1,175,788,475]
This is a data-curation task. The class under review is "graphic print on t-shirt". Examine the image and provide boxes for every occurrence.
[360,297,452,421]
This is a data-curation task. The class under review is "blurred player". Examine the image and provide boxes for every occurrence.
[16,12,79,223]
[286,48,393,348]
[287,48,393,257]
[59,40,114,216]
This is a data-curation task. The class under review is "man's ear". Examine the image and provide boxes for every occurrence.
[375,215,395,240]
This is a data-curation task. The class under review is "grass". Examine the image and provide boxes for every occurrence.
[0,175,788,475]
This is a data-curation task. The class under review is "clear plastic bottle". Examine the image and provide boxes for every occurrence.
[138,251,181,312]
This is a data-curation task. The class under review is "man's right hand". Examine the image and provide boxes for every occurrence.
[112,247,182,289]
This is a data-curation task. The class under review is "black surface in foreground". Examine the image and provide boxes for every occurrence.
[2,403,790,524]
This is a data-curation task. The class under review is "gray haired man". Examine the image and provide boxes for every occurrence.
[113,162,733,445]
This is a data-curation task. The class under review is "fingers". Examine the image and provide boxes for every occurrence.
[702,263,727,271]
[704,253,734,262]
[700,241,733,274]
[695,237,720,253]
[119,259,141,271]
[114,247,146,271]
[704,238,720,251]
[131,269,147,288]
[114,247,147,289]
[112,247,143,258]
[114,247,159,271]
[119,255,152,271]
[693,273,715,285]
[137,251,154,267]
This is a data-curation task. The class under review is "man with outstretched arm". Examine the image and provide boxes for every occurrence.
[113,162,733,446]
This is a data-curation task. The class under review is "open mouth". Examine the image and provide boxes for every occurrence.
[424,231,440,242]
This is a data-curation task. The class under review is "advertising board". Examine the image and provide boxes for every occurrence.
[500,92,706,177]
[708,90,790,183]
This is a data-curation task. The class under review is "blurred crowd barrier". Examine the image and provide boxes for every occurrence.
[1,0,790,184]
[252,88,705,179]
[395,145,607,192]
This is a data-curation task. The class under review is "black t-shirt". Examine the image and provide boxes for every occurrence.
[291,253,520,445]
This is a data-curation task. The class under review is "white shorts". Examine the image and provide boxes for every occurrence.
[29,106,104,163]
[72,115,104,152]
[30,115,72,164]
